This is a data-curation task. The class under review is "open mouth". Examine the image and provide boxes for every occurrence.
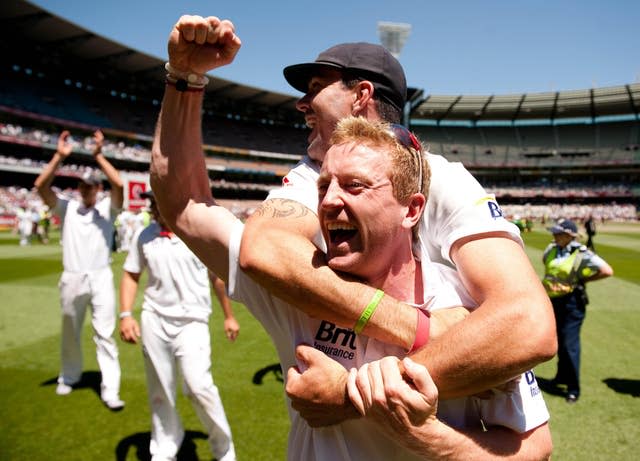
[327,222,357,245]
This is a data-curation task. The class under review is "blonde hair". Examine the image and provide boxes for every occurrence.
[330,116,430,204]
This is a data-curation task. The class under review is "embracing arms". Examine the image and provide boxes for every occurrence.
[241,202,556,399]
[347,356,552,461]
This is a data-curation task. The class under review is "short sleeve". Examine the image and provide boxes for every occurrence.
[421,153,522,266]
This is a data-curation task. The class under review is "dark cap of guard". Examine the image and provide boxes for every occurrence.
[548,218,579,236]
[283,42,407,111]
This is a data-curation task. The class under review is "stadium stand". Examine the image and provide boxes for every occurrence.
[412,85,639,215]
[0,0,638,227]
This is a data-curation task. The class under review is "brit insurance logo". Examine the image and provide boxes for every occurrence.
[313,320,357,362]
[476,195,504,220]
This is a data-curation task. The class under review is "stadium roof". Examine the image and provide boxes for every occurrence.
[2,0,639,125]
[0,0,301,121]
[413,84,640,123]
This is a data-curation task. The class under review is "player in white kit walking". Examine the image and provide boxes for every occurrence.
[119,191,239,461]
[35,129,124,410]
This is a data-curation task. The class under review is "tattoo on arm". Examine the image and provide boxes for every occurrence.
[252,199,311,219]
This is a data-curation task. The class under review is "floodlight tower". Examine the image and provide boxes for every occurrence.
[377,21,411,59]
[377,21,414,125]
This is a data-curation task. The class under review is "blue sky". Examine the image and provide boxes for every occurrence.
[31,0,640,97]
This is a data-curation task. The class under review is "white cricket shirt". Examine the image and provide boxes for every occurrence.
[57,196,116,272]
[227,220,549,461]
[123,222,211,322]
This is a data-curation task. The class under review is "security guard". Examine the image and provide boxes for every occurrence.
[542,218,613,403]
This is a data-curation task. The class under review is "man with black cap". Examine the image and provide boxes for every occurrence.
[119,190,239,461]
[542,218,613,403]
[35,129,125,410]
[278,41,407,163]
[237,29,556,419]
[152,10,555,420]
[153,43,555,454]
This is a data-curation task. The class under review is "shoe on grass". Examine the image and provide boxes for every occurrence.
[56,382,73,396]
[566,393,579,404]
[102,397,125,411]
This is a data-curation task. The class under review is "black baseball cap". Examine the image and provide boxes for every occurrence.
[548,219,578,236]
[283,42,407,111]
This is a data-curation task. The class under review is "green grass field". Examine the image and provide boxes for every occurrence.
[1,222,639,460]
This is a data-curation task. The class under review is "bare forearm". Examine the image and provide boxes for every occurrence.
[412,238,557,398]
[406,423,551,461]
[34,153,63,188]
[149,86,235,280]
[410,301,534,397]
[94,152,124,207]
[119,272,140,314]
[212,276,235,319]
[349,356,552,460]
[240,214,416,348]
[150,86,212,228]
[94,153,122,188]
[119,271,142,343]
[34,153,64,207]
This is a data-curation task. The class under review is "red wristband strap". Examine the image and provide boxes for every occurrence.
[409,308,430,353]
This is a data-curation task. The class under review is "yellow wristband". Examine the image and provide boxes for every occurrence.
[353,289,384,334]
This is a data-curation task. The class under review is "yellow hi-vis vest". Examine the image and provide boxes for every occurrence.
[542,246,585,298]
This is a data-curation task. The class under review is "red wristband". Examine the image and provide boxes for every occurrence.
[409,308,430,353]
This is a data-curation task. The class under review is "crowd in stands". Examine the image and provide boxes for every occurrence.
[487,184,635,199]
[1,123,151,162]
[1,122,298,174]
[414,120,640,169]
[4,185,634,243]
[1,186,44,219]
[1,121,637,230]
[1,186,53,241]
[0,153,105,181]
[502,203,637,223]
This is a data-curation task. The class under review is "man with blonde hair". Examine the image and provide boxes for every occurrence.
[150,14,553,459]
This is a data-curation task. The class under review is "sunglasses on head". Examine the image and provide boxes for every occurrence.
[389,124,424,193]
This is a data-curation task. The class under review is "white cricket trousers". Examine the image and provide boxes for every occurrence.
[57,267,121,400]
[141,310,236,461]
